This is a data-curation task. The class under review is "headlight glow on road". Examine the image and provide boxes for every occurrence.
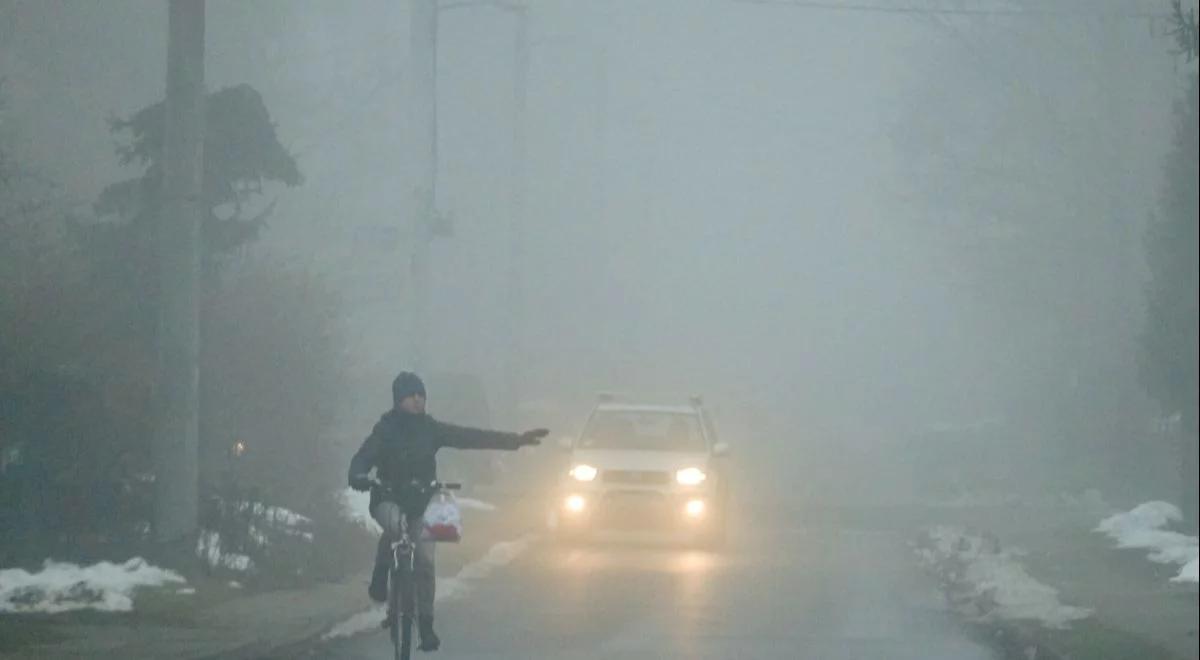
[675,467,707,486]
[568,464,598,482]
[564,494,587,513]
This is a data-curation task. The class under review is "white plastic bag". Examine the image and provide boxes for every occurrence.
[421,492,462,542]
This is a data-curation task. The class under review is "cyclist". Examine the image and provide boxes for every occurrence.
[348,371,547,652]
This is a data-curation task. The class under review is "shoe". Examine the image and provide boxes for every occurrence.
[418,615,440,652]
[368,564,388,603]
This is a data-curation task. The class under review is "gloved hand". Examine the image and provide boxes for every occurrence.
[349,474,373,492]
[518,428,549,447]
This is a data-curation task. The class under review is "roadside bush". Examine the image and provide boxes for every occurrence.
[0,158,151,563]
[1,85,355,573]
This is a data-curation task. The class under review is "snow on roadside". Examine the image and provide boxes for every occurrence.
[915,526,1092,629]
[193,498,317,576]
[231,501,312,528]
[1174,559,1199,584]
[320,605,386,640]
[214,498,316,543]
[338,488,381,534]
[0,558,186,614]
[1095,501,1199,584]
[195,530,256,573]
[321,533,536,640]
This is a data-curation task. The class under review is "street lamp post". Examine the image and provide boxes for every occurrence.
[410,1,605,427]
[413,0,528,423]
[407,0,439,373]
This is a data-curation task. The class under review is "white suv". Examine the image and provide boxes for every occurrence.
[551,395,730,544]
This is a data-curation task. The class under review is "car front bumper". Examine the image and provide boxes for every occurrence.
[554,487,718,533]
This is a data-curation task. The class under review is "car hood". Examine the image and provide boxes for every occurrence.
[570,450,709,472]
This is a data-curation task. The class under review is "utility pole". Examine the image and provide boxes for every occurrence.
[592,42,608,252]
[505,6,528,425]
[416,0,525,420]
[409,0,439,373]
[155,0,205,542]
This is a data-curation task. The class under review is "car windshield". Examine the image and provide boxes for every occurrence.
[579,411,706,452]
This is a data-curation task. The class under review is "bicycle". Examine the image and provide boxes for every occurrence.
[369,478,461,660]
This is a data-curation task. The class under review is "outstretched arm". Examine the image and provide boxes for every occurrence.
[434,421,547,450]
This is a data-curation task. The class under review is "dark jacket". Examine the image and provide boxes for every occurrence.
[348,409,525,515]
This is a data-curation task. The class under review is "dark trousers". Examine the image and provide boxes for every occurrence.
[372,501,437,616]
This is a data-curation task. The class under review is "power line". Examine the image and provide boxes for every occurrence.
[731,0,1170,19]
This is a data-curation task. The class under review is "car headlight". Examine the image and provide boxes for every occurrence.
[569,464,598,482]
[564,494,587,512]
[675,467,707,486]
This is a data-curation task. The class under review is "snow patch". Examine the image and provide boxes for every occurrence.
[321,604,386,640]
[1173,559,1199,584]
[338,488,381,534]
[232,501,312,528]
[916,526,1092,629]
[1095,502,1199,584]
[1096,501,1181,536]
[195,498,315,576]
[223,500,315,542]
[195,530,256,573]
[0,557,186,613]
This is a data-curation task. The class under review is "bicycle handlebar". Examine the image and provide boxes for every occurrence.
[368,478,461,492]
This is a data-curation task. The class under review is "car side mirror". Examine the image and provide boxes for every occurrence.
[712,442,730,457]
[556,436,574,451]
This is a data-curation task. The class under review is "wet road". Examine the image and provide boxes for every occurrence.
[301,519,996,659]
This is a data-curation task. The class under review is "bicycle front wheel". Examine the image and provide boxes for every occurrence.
[388,567,401,658]
[399,613,414,660]
[391,557,416,660]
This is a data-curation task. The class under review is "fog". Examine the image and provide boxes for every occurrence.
[4,2,1200,657]
[1,0,1190,508]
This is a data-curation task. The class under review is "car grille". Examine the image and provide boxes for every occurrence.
[602,469,671,485]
